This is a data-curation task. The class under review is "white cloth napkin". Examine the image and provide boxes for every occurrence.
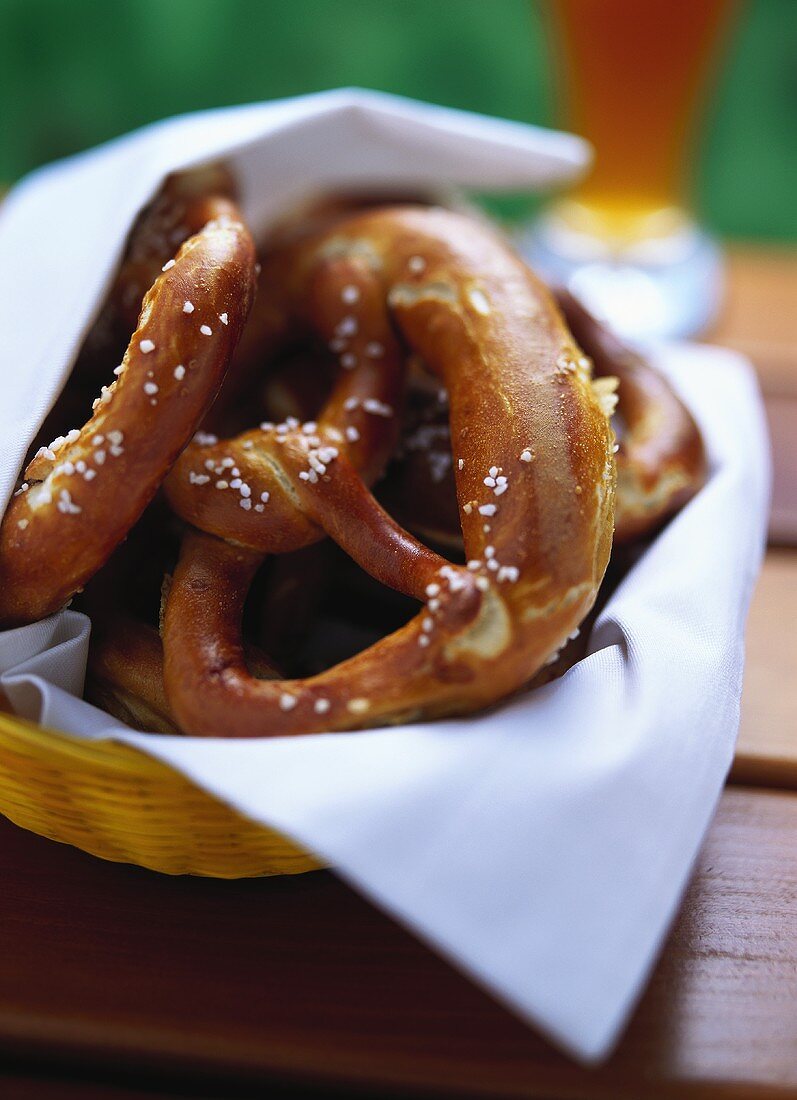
[0,90,770,1062]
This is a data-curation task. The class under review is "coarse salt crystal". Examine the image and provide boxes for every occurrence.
[363,399,393,417]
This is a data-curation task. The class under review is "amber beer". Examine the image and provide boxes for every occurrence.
[548,0,734,243]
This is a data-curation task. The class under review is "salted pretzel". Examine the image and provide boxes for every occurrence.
[0,192,256,628]
[235,192,703,550]
[159,205,617,736]
[555,291,706,542]
[98,166,244,344]
[379,291,705,550]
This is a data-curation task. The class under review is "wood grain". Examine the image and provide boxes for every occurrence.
[734,549,797,787]
[709,245,797,546]
[709,245,797,393]
[0,787,794,1098]
[709,246,797,783]
[763,393,797,545]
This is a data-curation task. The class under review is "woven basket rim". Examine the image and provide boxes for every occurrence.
[0,710,180,778]
[0,708,322,878]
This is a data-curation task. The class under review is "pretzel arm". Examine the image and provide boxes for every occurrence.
[162,248,408,552]
[87,616,184,734]
[0,214,256,627]
[555,289,706,542]
[164,523,482,736]
[112,166,242,331]
[295,451,457,599]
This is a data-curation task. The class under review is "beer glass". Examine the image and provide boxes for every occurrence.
[521,0,736,339]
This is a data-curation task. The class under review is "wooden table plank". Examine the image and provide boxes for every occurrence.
[709,245,797,545]
[734,549,797,788]
[708,246,797,782]
[763,393,797,545]
[709,245,797,391]
[0,786,794,1099]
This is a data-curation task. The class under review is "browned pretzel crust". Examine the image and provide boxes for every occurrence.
[86,613,282,734]
[379,291,706,552]
[556,290,706,542]
[0,205,256,627]
[160,206,616,736]
[110,166,242,335]
[86,617,182,734]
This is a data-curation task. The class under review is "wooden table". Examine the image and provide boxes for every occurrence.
[1,246,796,1099]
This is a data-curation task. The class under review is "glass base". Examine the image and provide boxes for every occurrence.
[517,208,724,342]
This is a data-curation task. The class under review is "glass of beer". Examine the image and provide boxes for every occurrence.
[521,0,737,340]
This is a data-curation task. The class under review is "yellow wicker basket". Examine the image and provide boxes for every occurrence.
[0,709,321,877]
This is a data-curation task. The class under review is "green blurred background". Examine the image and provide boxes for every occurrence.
[1,0,795,240]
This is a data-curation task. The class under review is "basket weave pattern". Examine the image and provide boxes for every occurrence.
[0,711,320,877]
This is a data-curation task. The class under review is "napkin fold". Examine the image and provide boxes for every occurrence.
[0,91,769,1061]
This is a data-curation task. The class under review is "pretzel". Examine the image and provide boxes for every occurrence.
[555,291,706,542]
[160,205,617,736]
[86,613,283,733]
[86,616,182,734]
[0,196,257,627]
[380,292,706,550]
[101,166,243,341]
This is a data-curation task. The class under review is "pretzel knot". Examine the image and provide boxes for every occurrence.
[0,197,257,628]
[161,206,617,736]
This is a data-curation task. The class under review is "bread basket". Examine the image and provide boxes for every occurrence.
[0,709,319,877]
